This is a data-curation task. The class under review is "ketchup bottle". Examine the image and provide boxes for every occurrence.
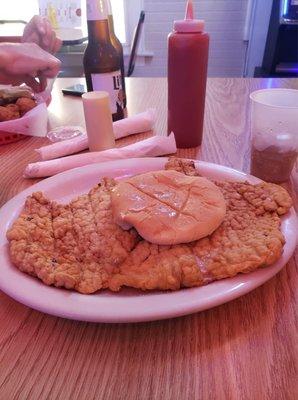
[168,0,209,148]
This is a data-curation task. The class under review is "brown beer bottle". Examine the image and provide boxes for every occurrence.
[83,0,124,121]
[107,0,127,108]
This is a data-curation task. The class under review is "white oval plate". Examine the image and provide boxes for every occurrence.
[0,158,297,323]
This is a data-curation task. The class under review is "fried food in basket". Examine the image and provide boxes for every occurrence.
[16,97,37,116]
[6,158,293,294]
[5,104,20,119]
[0,86,37,121]
[0,106,15,122]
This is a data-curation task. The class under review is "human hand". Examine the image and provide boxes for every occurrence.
[22,15,62,54]
[0,42,61,92]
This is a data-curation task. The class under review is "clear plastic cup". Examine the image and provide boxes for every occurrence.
[250,88,298,183]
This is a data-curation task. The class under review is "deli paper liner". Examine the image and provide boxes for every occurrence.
[36,108,156,160]
[0,102,48,137]
[0,81,54,138]
[25,133,177,178]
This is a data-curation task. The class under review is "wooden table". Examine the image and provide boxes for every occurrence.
[0,78,297,399]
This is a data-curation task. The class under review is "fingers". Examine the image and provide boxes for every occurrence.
[22,16,35,38]
[21,31,40,46]
[37,75,48,92]
[43,57,61,78]
[48,34,62,55]
[0,73,23,86]
[41,18,53,48]
[22,15,45,40]
[29,15,47,36]
[3,73,46,94]
[23,76,43,92]
[27,55,61,80]
[22,15,61,54]
[35,16,47,36]
[52,37,62,54]
[47,22,62,54]
[40,19,61,54]
[3,42,61,78]
[49,31,58,54]
[0,71,47,94]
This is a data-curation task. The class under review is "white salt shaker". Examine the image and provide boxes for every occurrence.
[82,91,115,151]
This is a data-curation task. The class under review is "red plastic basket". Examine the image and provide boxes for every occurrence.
[0,131,26,145]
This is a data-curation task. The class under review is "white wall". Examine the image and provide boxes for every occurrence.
[244,0,273,76]
[134,0,249,77]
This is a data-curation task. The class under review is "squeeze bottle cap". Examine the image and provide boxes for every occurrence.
[174,0,205,33]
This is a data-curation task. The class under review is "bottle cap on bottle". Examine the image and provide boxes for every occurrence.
[174,0,205,33]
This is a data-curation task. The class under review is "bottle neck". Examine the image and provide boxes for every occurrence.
[86,0,108,21]
[106,0,120,43]
[108,14,115,34]
[87,19,111,43]
[108,14,117,40]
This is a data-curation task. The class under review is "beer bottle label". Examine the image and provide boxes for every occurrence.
[87,0,108,21]
[91,71,123,113]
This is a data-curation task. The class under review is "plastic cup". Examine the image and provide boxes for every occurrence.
[250,88,298,183]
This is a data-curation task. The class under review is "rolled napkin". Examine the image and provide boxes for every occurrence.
[113,108,156,139]
[25,133,177,178]
[37,108,156,160]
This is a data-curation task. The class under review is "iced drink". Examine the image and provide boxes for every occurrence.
[250,89,298,183]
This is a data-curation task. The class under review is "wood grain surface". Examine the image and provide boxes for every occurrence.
[0,78,297,400]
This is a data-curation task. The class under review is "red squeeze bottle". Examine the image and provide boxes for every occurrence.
[168,0,209,148]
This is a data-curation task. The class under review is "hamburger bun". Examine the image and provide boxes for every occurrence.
[111,170,226,245]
